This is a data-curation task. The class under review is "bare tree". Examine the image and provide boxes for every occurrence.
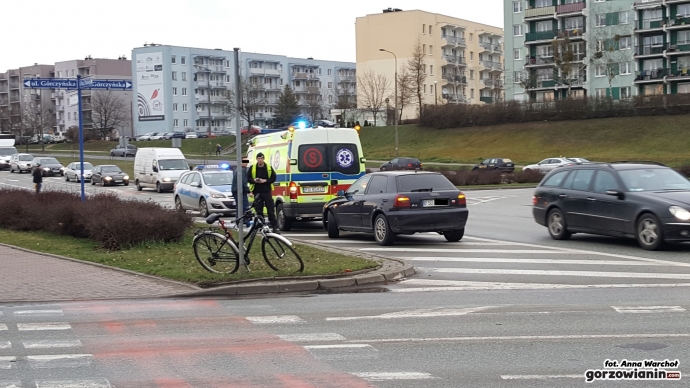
[357,69,391,126]
[91,91,129,139]
[332,85,357,126]
[304,89,333,123]
[588,22,634,99]
[406,40,427,118]
[396,68,417,121]
[551,35,587,99]
[22,99,55,152]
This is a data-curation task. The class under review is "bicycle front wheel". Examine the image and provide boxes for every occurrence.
[261,237,304,273]
[193,232,240,274]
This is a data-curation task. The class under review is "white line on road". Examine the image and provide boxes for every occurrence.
[408,257,676,266]
[28,354,94,369]
[0,380,22,388]
[13,310,63,316]
[17,323,72,331]
[35,379,112,388]
[0,357,16,370]
[362,248,578,254]
[245,315,305,324]
[501,374,582,380]
[419,267,690,279]
[0,342,9,349]
[326,306,496,321]
[391,281,690,292]
[277,333,346,342]
[612,306,687,314]
[23,340,83,349]
[0,324,6,331]
[352,372,436,381]
[304,344,374,350]
[355,333,690,344]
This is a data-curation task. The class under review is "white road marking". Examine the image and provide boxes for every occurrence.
[612,306,686,314]
[352,372,436,381]
[362,248,579,254]
[391,281,690,292]
[17,323,72,331]
[420,267,690,280]
[501,374,582,380]
[245,315,305,324]
[23,339,83,349]
[0,381,22,388]
[0,342,9,349]
[13,309,63,316]
[326,306,496,321]
[0,357,16,370]
[28,354,93,368]
[409,257,670,266]
[0,324,5,331]
[356,333,690,344]
[277,333,345,342]
[304,344,373,350]
[35,379,111,388]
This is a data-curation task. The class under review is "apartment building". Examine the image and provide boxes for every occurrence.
[0,64,54,134]
[356,9,504,120]
[131,45,356,136]
[54,57,132,137]
[506,0,690,102]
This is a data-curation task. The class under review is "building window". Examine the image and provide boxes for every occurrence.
[619,11,629,24]
[182,88,187,96]
[328,82,332,89]
[181,56,186,65]
[173,87,177,96]
[595,65,606,77]
[422,24,426,33]
[183,119,188,127]
[328,95,333,103]
[620,62,631,75]
[513,48,521,60]
[470,70,474,79]
[513,25,522,36]
[424,84,427,93]
[619,36,632,49]
[182,103,188,112]
[429,45,433,55]
[172,71,177,81]
[328,69,332,75]
[470,89,474,99]
[171,56,176,64]
[173,103,178,112]
[596,14,606,27]
[621,86,632,98]
[514,71,523,83]
[423,44,426,53]
[181,72,186,81]
[174,119,179,127]
[428,25,432,35]
[513,1,522,13]
[430,65,434,75]
[595,88,607,98]
[678,31,690,44]
[470,52,474,61]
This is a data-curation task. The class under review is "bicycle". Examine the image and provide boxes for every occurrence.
[192,208,304,274]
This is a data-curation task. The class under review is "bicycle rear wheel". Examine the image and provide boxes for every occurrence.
[261,237,304,273]
[193,232,240,274]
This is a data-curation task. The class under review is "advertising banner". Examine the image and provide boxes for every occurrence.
[136,52,165,121]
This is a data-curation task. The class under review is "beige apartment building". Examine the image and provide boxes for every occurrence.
[356,9,504,120]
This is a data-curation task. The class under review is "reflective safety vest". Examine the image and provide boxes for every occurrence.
[248,163,275,192]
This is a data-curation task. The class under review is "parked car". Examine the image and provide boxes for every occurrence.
[196,132,209,138]
[150,133,166,140]
[379,157,423,171]
[110,144,138,157]
[0,146,18,170]
[323,171,469,245]
[533,162,690,250]
[522,157,575,173]
[173,168,236,217]
[313,120,337,128]
[185,133,198,139]
[567,157,591,164]
[171,132,187,139]
[472,158,515,173]
[64,162,94,182]
[240,125,262,136]
[9,153,34,173]
[137,132,158,141]
[91,165,130,186]
[31,157,65,176]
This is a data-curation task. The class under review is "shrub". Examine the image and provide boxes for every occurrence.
[0,189,192,250]
[677,165,690,178]
[507,170,545,184]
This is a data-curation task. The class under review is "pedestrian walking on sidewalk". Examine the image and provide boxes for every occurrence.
[215,143,222,156]
[32,163,43,194]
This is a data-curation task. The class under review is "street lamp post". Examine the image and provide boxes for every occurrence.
[434,81,438,106]
[379,48,398,157]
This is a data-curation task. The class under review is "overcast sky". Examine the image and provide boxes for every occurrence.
[2,0,503,71]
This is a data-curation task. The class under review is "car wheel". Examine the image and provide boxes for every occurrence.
[174,196,184,212]
[327,210,339,238]
[156,182,162,193]
[124,181,129,186]
[199,198,210,218]
[373,214,395,246]
[136,180,142,191]
[547,208,571,240]
[444,228,465,242]
[65,174,69,181]
[101,179,105,187]
[60,172,64,176]
[91,178,95,185]
[636,213,664,251]
[9,167,13,173]
[110,152,115,157]
[276,203,293,231]
[524,168,532,173]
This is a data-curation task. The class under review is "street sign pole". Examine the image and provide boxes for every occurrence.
[77,75,85,202]
[234,47,247,273]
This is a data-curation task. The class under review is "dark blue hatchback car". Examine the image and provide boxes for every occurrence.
[533,162,690,250]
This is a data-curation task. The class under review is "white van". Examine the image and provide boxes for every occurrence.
[134,148,190,192]
[0,134,17,170]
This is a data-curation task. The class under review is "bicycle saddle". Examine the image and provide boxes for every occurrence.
[205,213,222,224]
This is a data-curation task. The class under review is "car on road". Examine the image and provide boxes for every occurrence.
[91,165,130,186]
[110,144,138,157]
[9,153,34,173]
[173,167,236,217]
[149,133,166,140]
[379,157,423,171]
[313,120,337,128]
[533,162,690,250]
[196,132,209,139]
[567,157,591,164]
[522,157,575,173]
[64,162,94,182]
[31,157,65,176]
[0,146,18,170]
[170,132,187,139]
[240,125,262,136]
[472,158,515,172]
[185,132,198,139]
[323,171,469,245]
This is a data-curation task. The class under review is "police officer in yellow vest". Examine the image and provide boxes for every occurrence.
[247,152,279,233]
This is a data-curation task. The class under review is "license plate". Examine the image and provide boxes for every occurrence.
[423,199,435,207]
[302,186,326,193]
[114,180,122,183]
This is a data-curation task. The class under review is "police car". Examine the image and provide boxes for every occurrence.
[173,164,237,217]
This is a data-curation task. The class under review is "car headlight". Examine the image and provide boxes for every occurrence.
[669,206,690,221]
[210,193,226,199]
[162,177,171,182]
[60,167,65,170]
[43,167,50,171]
[123,175,129,180]
[104,176,113,181]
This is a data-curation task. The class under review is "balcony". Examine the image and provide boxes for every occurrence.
[444,74,467,84]
[443,35,467,46]
[265,98,280,104]
[634,68,668,82]
[9,95,19,102]
[82,103,92,111]
[638,19,664,30]
[293,86,308,93]
[264,84,281,91]
[293,72,308,80]
[0,86,7,93]
[634,0,663,9]
[480,96,494,104]
[442,93,466,103]
[557,2,585,14]
[525,55,555,66]
[0,98,7,105]
[525,6,556,19]
[338,75,356,82]
[558,27,586,38]
[667,15,690,28]
[528,79,558,89]
[525,30,557,42]
[443,55,467,65]
[56,105,64,112]
[666,42,690,54]
[481,61,503,70]
[635,44,665,56]
[481,78,495,87]
[9,82,19,89]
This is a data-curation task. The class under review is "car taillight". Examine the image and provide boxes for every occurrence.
[289,182,298,200]
[532,195,538,205]
[408,163,413,168]
[457,193,466,205]
[394,195,411,209]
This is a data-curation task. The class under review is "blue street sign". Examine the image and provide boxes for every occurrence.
[79,78,93,88]
[89,79,132,90]
[23,78,78,89]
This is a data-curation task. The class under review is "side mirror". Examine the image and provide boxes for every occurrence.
[152,166,159,172]
[191,182,201,188]
[337,190,345,197]
[605,189,624,199]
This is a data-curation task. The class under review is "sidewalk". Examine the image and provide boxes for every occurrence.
[0,241,414,303]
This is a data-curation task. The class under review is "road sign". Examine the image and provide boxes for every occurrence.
[89,79,132,90]
[79,78,93,88]
[23,78,78,89]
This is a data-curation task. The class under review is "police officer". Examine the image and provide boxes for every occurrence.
[247,152,278,233]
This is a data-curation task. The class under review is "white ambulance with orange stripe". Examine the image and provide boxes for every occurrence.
[246,126,366,231]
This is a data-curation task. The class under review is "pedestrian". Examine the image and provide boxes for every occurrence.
[32,162,43,194]
[232,156,251,227]
[247,152,279,233]
[215,143,222,156]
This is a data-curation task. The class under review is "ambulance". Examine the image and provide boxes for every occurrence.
[246,126,366,231]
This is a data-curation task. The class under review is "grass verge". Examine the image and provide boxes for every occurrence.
[0,228,378,287]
